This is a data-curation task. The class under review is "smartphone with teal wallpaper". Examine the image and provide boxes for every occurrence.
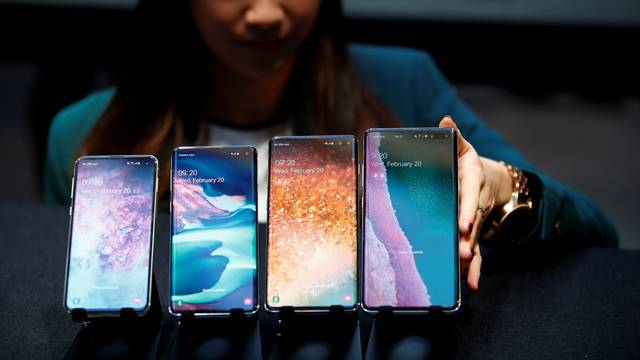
[169,146,258,316]
[363,128,460,313]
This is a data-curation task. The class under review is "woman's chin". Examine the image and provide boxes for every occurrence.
[232,56,293,80]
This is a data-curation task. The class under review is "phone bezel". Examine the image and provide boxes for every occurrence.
[361,127,461,314]
[168,145,259,318]
[265,135,360,313]
[63,155,159,318]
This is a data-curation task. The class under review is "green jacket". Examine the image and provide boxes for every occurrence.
[44,44,618,247]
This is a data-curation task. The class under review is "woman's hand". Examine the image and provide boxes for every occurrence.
[439,116,514,291]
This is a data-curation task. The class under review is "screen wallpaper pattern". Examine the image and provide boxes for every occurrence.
[365,132,456,308]
[171,149,257,312]
[268,139,357,308]
[66,158,154,311]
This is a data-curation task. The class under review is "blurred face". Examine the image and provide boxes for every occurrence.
[191,0,322,79]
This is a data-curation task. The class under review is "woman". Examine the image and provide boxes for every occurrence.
[44,0,617,291]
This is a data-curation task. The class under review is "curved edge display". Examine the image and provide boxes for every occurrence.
[265,135,359,313]
[362,128,460,314]
[169,146,259,317]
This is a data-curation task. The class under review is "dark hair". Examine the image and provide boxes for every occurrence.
[79,0,396,199]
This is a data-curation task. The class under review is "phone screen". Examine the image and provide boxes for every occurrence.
[267,136,358,309]
[364,129,458,310]
[170,147,257,314]
[65,156,157,314]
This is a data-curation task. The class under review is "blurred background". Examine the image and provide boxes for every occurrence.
[0,0,638,248]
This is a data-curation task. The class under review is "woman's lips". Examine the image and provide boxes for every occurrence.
[238,39,286,55]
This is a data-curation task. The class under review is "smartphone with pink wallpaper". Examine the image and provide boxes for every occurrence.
[64,155,158,317]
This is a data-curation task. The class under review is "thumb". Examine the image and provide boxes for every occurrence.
[439,115,471,156]
[438,115,457,130]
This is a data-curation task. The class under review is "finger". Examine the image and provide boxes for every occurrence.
[458,161,483,261]
[458,152,483,240]
[466,242,482,291]
[440,116,482,261]
[460,258,470,276]
[459,142,484,229]
[462,185,492,260]
[460,231,473,262]
[438,116,472,158]
[440,116,483,237]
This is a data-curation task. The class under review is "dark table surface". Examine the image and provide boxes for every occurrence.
[1,202,639,359]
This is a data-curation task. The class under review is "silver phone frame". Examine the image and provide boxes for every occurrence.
[361,128,461,315]
[264,135,360,313]
[168,145,259,318]
[63,154,159,318]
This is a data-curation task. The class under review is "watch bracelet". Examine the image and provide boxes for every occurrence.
[480,161,534,243]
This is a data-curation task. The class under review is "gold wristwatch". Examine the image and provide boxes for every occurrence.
[481,162,535,245]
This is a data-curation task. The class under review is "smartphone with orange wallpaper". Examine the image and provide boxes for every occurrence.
[266,135,359,312]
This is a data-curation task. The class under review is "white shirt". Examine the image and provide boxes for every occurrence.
[208,122,292,223]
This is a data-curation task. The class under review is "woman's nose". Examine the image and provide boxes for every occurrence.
[245,0,284,36]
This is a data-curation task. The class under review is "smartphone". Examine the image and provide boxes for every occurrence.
[267,135,358,311]
[63,155,158,316]
[170,146,258,316]
[363,128,460,312]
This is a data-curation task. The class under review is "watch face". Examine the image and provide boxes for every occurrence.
[499,206,535,245]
